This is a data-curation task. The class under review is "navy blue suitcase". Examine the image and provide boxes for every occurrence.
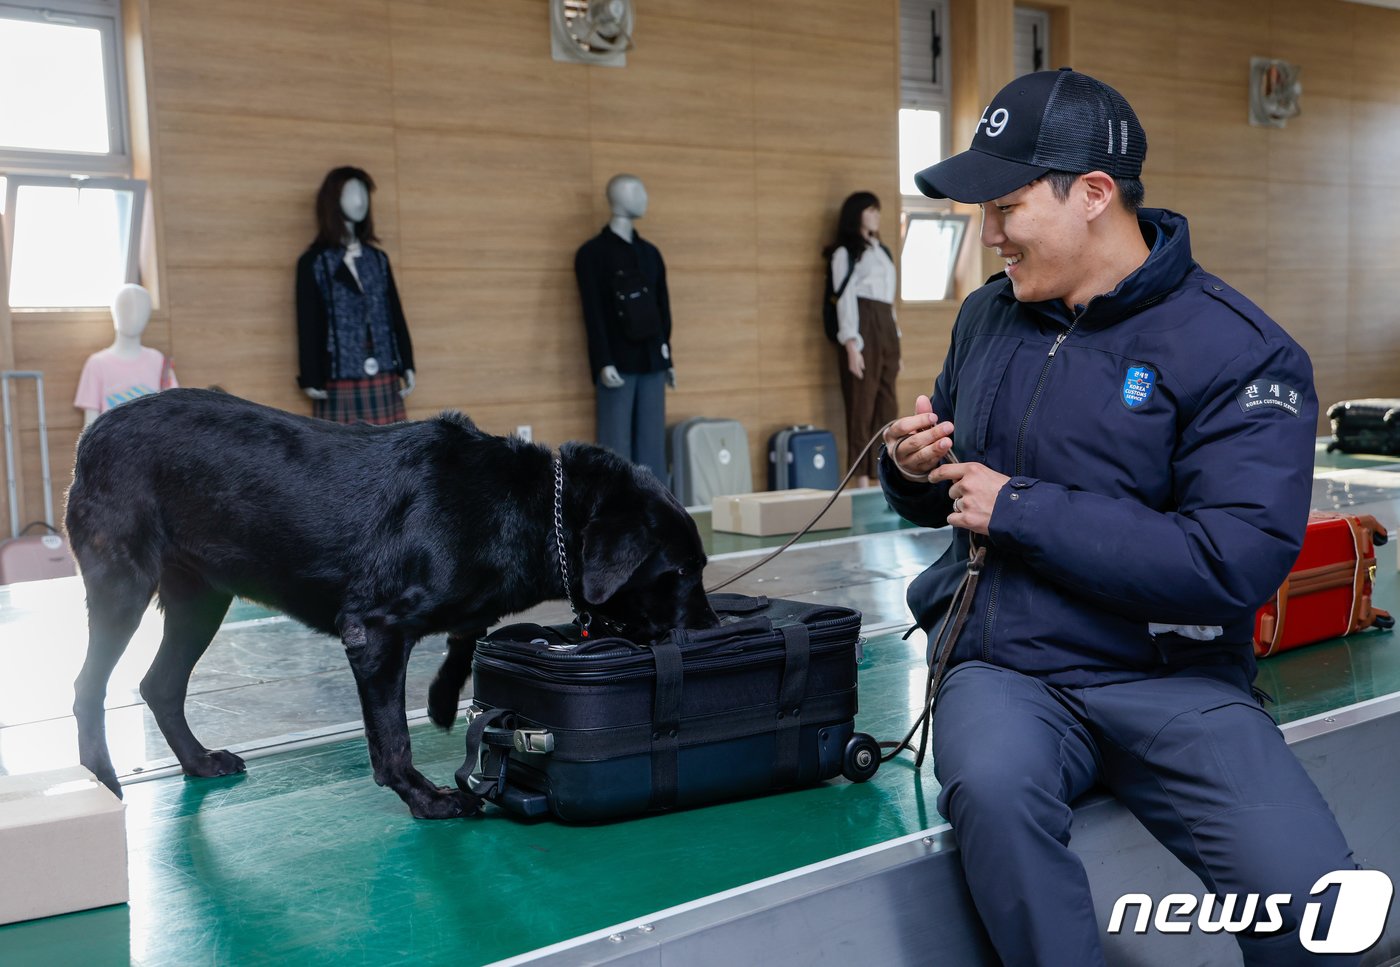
[768,425,839,490]
[457,594,879,822]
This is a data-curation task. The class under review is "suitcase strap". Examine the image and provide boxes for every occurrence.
[454,707,517,811]
[648,635,684,810]
[775,624,811,788]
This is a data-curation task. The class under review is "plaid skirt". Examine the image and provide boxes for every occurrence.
[313,374,406,425]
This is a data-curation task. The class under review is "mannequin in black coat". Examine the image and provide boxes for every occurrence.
[573,174,673,481]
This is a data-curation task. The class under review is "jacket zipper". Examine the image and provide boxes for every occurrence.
[981,319,1078,661]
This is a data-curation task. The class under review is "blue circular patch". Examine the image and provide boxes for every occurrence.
[1122,366,1156,409]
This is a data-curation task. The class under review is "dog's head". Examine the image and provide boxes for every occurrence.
[569,447,718,640]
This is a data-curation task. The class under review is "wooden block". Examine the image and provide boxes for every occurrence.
[0,767,127,925]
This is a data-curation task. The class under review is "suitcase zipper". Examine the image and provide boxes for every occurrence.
[475,617,860,683]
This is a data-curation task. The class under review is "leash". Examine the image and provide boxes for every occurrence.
[701,422,987,770]
[704,423,897,594]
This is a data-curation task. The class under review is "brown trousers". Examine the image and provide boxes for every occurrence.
[837,298,900,479]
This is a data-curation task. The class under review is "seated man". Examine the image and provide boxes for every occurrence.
[882,68,1359,966]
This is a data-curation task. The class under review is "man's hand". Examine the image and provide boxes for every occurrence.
[883,395,954,481]
[928,461,1010,536]
[845,340,865,379]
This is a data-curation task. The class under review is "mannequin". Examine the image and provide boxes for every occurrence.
[75,283,177,426]
[574,174,674,482]
[296,166,415,425]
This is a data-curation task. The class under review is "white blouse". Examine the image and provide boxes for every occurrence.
[830,240,897,351]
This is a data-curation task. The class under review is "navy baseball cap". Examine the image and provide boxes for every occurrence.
[914,68,1147,204]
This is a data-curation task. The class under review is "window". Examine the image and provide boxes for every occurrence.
[0,2,130,175]
[901,212,968,302]
[3,176,144,308]
[0,0,145,310]
[1014,7,1051,76]
[898,0,950,190]
[899,0,967,302]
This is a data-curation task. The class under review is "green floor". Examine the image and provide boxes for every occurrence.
[3,619,1396,967]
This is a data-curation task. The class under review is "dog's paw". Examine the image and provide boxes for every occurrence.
[409,786,481,820]
[182,749,247,779]
[427,683,459,730]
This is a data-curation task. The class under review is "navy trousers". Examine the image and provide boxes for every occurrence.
[933,660,1359,966]
[595,369,666,483]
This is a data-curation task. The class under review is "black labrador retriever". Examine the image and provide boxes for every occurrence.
[66,388,716,818]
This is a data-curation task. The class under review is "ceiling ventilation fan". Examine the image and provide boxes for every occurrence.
[551,0,634,67]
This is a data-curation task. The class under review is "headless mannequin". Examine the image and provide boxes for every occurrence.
[82,284,157,427]
[601,175,674,390]
[303,178,414,402]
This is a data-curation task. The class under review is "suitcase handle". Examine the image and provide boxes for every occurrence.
[710,592,770,615]
[662,615,774,646]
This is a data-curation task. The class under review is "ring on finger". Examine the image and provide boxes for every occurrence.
[952,498,963,513]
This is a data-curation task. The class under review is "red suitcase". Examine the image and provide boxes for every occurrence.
[1253,512,1393,658]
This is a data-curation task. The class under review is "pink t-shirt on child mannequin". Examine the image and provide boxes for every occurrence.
[74,347,178,414]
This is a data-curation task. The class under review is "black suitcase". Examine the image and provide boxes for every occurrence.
[456,594,879,822]
[1326,398,1400,455]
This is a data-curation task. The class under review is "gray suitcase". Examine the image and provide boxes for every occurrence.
[1,371,78,585]
[668,417,752,506]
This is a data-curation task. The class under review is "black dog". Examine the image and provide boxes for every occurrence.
[66,389,716,818]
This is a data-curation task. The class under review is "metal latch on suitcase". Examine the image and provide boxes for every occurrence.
[513,729,554,754]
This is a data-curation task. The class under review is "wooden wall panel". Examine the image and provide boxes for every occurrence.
[1172,176,1268,275]
[587,18,756,152]
[751,0,895,45]
[147,0,394,123]
[1348,269,1400,355]
[163,268,300,409]
[1266,180,1349,276]
[1350,99,1400,187]
[1171,79,1269,178]
[1270,0,1353,100]
[1173,2,1258,89]
[1267,96,1352,186]
[754,35,897,160]
[395,129,594,273]
[393,268,585,416]
[1353,5,1400,98]
[1069,0,1174,82]
[158,111,400,270]
[389,0,591,139]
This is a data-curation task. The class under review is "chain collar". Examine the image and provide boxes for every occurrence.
[553,456,592,637]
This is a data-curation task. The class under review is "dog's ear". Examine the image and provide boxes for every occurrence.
[581,518,650,604]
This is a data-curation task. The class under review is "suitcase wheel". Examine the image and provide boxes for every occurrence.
[842,732,880,783]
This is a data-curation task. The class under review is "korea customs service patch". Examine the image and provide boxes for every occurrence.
[1121,365,1156,409]
[1236,378,1302,417]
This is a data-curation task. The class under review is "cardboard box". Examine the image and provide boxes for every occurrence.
[0,766,128,925]
[712,488,853,537]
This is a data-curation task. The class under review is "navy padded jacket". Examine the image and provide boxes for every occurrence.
[880,209,1316,687]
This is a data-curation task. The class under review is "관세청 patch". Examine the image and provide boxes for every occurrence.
[1236,379,1301,417]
